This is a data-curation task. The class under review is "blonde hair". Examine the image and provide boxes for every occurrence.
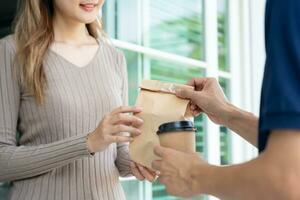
[13,0,103,104]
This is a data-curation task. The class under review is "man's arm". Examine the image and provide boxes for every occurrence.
[225,104,258,146]
[153,130,300,200]
[193,130,300,200]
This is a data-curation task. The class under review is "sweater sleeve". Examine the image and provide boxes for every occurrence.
[114,51,132,177]
[0,38,91,182]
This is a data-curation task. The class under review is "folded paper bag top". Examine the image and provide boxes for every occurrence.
[129,80,194,169]
[139,79,193,94]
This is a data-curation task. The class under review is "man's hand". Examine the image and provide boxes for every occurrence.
[177,77,259,146]
[151,145,208,198]
[176,77,231,125]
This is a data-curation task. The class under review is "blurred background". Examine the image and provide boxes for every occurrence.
[0,0,267,199]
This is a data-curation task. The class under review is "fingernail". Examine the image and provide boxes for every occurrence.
[153,176,159,182]
[135,106,142,110]
[138,166,144,171]
[156,171,161,175]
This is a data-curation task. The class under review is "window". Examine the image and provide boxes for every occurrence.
[218,0,231,165]
[147,1,204,60]
[103,0,251,199]
[0,183,10,200]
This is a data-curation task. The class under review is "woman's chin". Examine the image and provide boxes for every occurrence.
[75,11,99,24]
[77,16,98,24]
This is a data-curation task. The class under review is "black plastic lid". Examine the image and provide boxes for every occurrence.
[157,121,196,135]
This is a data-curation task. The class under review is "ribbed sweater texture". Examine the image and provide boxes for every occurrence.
[0,35,131,200]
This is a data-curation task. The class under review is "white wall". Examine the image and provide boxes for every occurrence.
[237,0,266,160]
[249,0,267,115]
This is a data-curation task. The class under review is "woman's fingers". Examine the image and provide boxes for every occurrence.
[130,162,145,181]
[109,135,133,143]
[90,106,143,152]
[132,162,157,182]
[111,124,142,136]
[110,114,143,128]
[111,106,142,115]
[137,164,156,182]
[111,125,141,137]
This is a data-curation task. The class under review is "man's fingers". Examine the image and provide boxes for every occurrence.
[176,88,198,102]
[158,175,170,185]
[189,103,202,117]
[190,103,197,110]
[193,109,201,117]
[187,78,200,87]
[187,77,208,90]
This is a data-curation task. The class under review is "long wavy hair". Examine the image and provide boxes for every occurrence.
[13,0,103,104]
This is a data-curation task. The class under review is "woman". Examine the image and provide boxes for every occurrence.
[0,0,155,199]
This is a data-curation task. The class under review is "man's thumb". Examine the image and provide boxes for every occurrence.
[176,88,198,101]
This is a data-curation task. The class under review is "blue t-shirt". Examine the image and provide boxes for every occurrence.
[259,0,300,151]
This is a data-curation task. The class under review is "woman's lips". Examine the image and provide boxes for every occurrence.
[79,3,96,12]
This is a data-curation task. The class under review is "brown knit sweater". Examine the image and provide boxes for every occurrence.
[0,35,132,200]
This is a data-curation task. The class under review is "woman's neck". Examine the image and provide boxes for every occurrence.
[53,13,91,45]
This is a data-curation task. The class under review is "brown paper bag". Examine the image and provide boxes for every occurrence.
[129,80,194,169]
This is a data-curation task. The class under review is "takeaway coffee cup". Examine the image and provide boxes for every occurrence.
[157,121,196,153]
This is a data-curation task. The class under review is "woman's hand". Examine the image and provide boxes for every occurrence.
[87,106,143,153]
[130,162,158,182]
